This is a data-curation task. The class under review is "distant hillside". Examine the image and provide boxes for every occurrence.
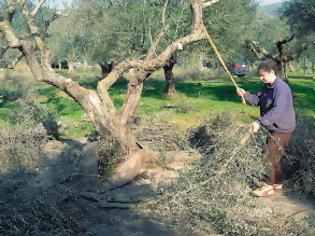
[260,2,283,15]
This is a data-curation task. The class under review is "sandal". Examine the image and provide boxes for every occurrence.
[273,184,283,190]
[252,183,274,197]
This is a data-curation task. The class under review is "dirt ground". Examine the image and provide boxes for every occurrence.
[0,139,314,235]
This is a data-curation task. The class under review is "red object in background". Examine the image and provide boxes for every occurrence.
[233,63,241,68]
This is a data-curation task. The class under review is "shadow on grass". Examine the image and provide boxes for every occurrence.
[46,97,82,116]
[77,76,102,90]
[288,75,314,80]
[139,79,261,104]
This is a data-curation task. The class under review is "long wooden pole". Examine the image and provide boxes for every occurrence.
[203,26,246,105]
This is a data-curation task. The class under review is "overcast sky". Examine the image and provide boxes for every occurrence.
[259,0,283,6]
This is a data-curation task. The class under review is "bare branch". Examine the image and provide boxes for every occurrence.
[146,24,170,60]
[171,5,185,39]
[146,0,170,61]
[202,0,220,8]
[276,35,295,46]
[148,18,154,46]
[162,0,169,26]
[30,0,47,18]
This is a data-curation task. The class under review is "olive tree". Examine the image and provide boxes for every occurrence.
[0,0,220,185]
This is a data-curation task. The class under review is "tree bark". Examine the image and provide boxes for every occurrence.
[68,61,74,73]
[163,55,177,96]
[99,60,115,78]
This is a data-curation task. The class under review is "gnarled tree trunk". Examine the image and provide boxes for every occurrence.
[0,0,219,187]
[163,55,177,96]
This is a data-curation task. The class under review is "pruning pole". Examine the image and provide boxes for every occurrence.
[202,26,246,105]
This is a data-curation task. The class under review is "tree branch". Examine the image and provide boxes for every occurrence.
[245,39,274,60]
[44,12,63,32]
[0,21,21,48]
[17,2,51,68]
[30,0,47,18]
[119,1,208,125]
[202,0,221,8]
[162,0,169,26]
[97,59,142,114]
[146,24,170,60]
[276,34,295,46]
[146,0,170,61]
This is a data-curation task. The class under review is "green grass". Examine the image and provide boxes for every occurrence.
[0,69,314,137]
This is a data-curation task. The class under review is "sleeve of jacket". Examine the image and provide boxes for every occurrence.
[258,87,288,127]
[243,91,261,106]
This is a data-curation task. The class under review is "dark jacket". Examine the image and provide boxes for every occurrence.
[244,78,296,133]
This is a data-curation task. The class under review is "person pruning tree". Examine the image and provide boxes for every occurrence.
[236,59,296,197]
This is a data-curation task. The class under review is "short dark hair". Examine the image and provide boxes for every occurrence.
[257,59,280,76]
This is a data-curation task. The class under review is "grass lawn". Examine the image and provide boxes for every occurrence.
[0,67,314,138]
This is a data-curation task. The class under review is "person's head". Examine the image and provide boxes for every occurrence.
[257,59,279,84]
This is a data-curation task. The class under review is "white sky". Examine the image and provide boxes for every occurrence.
[259,0,284,5]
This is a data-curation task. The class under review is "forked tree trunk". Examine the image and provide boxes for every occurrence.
[0,0,215,187]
